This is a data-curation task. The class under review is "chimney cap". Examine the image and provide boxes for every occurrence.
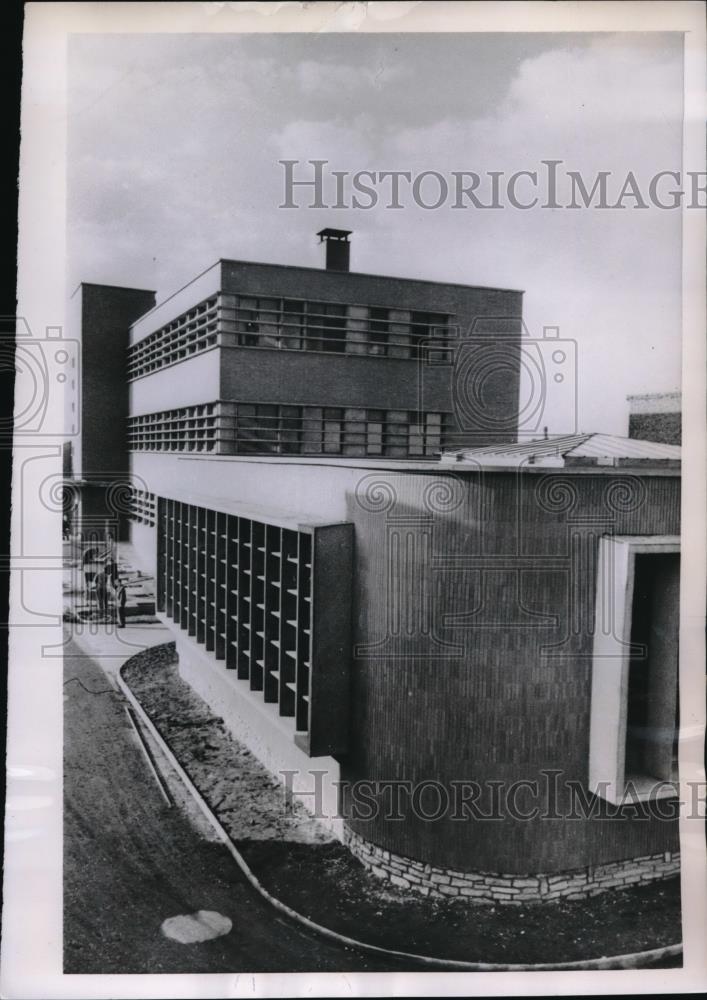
[317,228,352,242]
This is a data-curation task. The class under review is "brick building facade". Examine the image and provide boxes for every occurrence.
[69,233,682,901]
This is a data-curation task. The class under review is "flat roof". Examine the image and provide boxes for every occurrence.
[217,256,525,294]
[174,443,679,477]
[440,432,681,471]
[128,256,525,330]
[70,280,156,300]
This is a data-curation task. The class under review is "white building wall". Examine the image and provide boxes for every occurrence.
[129,452,360,525]
[129,262,222,345]
[175,632,343,839]
[128,351,221,417]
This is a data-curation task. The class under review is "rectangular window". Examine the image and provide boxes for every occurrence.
[301,407,324,454]
[255,298,281,348]
[425,412,443,455]
[344,304,370,356]
[589,535,680,803]
[129,403,452,458]
[129,294,453,374]
[342,407,367,457]
[279,405,302,454]
[408,422,425,456]
[282,300,305,350]
[237,297,260,346]
[369,307,389,356]
[411,311,448,355]
[384,410,409,457]
[366,410,384,455]
[323,407,343,453]
[307,302,347,353]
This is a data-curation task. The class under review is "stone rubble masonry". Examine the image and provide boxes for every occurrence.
[344,829,680,904]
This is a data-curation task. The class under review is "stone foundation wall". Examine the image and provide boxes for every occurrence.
[344,828,680,904]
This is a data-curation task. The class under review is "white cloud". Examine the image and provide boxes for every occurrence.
[68,32,683,435]
[508,35,682,126]
[295,57,407,96]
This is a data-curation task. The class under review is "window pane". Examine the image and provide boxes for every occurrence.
[367,422,383,455]
[323,420,342,453]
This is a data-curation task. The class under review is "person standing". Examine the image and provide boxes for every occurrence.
[93,567,109,619]
[109,570,127,628]
[82,546,103,602]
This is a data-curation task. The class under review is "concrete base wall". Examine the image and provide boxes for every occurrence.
[345,828,680,904]
[174,631,343,840]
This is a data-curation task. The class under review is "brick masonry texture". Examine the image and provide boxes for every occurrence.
[344,828,680,904]
[342,471,680,873]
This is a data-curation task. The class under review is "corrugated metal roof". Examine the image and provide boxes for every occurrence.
[454,433,593,458]
[441,433,681,469]
[567,434,680,460]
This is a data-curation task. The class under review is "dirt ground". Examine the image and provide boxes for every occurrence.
[123,655,682,967]
[239,840,681,965]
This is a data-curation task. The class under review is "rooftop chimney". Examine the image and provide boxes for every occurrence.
[317,228,352,272]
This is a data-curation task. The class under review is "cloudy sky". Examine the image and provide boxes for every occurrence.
[68,31,683,435]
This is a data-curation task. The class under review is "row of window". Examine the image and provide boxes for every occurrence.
[156,499,352,755]
[127,296,219,379]
[127,292,453,380]
[126,489,156,527]
[128,403,218,452]
[127,402,453,458]
[229,296,450,359]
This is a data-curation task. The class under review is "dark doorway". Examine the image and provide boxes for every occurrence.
[625,552,680,782]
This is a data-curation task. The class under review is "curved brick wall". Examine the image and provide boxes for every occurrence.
[341,470,681,874]
[345,828,679,904]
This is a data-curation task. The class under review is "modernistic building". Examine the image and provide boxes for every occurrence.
[69,231,682,903]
